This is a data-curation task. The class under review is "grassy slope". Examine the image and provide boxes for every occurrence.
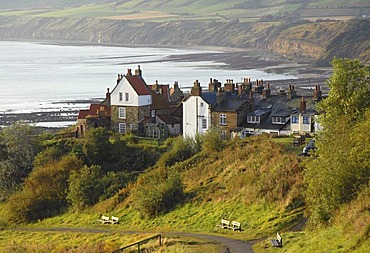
[0,136,369,252]
[0,0,368,19]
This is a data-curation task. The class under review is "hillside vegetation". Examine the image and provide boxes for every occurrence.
[0,59,370,252]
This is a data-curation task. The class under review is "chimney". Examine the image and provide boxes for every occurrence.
[262,83,271,98]
[249,90,254,112]
[174,81,179,89]
[300,97,306,113]
[190,80,202,96]
[224,79,235,92]
[105,88,111,107]
[208,78,215,92]
[117,74,122,85]
[217,87,225,104]
[287,85,293,100]
[126,69,132,76]
[153,80,159,91]
[135,65,142,76]
[313,85,322,101]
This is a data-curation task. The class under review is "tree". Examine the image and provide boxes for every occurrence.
[305,58,370,224]
[83,127,111,166]
[0,123,41,200]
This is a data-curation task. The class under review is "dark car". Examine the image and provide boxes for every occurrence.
[303,139,316,156]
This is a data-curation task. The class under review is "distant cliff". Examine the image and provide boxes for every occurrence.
[0,16,368,66]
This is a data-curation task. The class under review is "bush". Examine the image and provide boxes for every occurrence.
[157,136,199,168]
[131,168,184,218]
[5,155,82,223]
[67,165,105,211]
[201,127,225,153]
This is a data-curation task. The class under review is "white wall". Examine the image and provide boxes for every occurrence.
[183,96,210,138]
[111,78,151,106]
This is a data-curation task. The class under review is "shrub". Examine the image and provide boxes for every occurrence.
[67,165,105,211]
[5,155,82,223]
[157,136,198,168]
[131,168,184,218]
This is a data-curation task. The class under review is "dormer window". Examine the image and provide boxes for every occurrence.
[272,117,285,124]
[247,115,260,123]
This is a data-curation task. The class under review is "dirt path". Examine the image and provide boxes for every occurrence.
[13,227,254,253]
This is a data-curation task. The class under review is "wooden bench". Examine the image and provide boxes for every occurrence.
[216,219,231,229]
[110,216,119,224]
[216,219,241,231]
[270,232,283,247]
[97,215,111,224]
[231,221,241,231]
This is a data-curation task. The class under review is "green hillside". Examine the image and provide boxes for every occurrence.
[0,0,369,20]
[1,59,370,252]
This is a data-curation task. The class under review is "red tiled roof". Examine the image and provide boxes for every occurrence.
[78,104,111,119]
[126,75,151,96]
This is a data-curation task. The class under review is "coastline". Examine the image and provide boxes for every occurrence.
[0,39,331,131]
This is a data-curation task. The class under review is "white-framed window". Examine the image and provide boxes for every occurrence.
[219,114,226,125]
[119,107,126,119]
[291,115,299,124]
[119,123,126,133]
[247,115,260,123]
[125,92,129,102]
[119,92,123,101]
[272,117,284,124]
[202,118,207,129]
[151,110,156,118]
[130,124,136,130]
[303,116,310,124]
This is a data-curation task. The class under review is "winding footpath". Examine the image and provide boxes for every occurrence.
[13,227,254,253]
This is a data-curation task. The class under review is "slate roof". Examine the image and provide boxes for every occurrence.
[157,114,180,124]
[201,92,218,106]
[212,92,248,112]
[126,75,151,96]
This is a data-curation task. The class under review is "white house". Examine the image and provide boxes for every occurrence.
[182,80,216,138]
[110,67,152,134]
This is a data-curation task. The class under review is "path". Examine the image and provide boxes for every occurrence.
[13,227,254,253]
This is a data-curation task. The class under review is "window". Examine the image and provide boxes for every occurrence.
[200,102,204,107]
[303,116,310,124]
[125,92,129,102]
[130,124,136,130]
[202,118,207,129]
[247,115,260,123]
[119,123,126,133]
[272,117,284,124]
[151,110,156,118]
[291,116,299,124]
[219,114,226,125]
[119,107,126,119]
[119,92,123,101]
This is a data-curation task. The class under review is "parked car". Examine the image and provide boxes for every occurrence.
[303,139,316,155]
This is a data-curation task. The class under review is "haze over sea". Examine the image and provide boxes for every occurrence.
[0,41,295,126]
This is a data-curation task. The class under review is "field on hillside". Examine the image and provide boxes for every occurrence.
[0,0,368,20]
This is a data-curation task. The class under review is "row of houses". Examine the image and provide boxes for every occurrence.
[76,66,322,139]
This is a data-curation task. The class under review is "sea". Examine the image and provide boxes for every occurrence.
[0,41,296,127]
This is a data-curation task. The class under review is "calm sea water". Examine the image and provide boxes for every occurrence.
[0,41,295,124]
